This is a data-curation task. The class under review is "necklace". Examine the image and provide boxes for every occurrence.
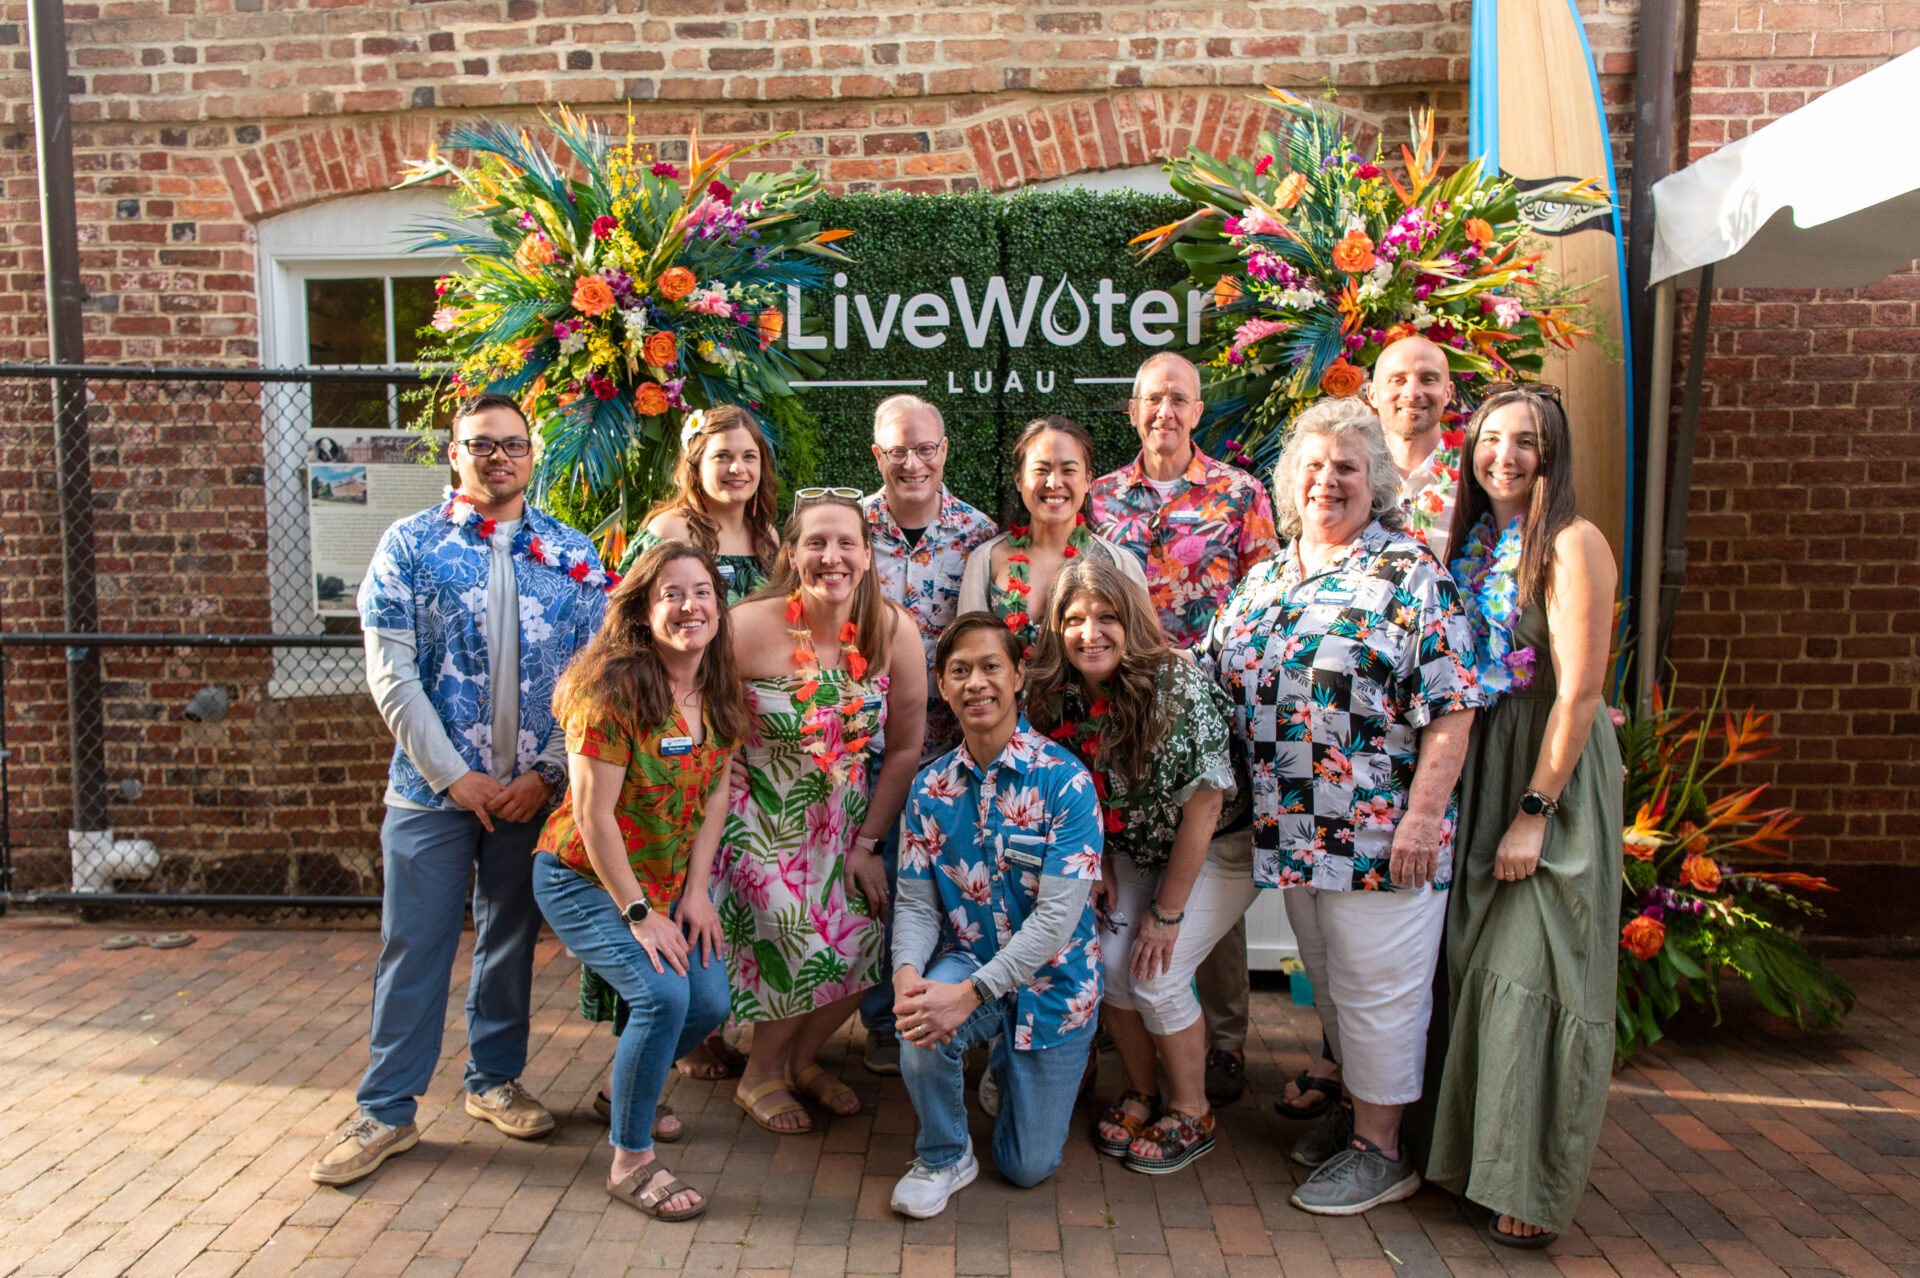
[1003,513,1090,636]
[1449,512,1535,695]
[443,489,621,592]
[786,591,878,784]
[1044,685,1126,834]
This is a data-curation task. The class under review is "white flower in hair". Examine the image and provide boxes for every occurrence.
[679,409,707,450]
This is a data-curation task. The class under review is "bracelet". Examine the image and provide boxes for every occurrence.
[1149,902,1186,927]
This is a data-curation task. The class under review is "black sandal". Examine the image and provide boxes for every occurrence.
[1204,1049,1246,1106]
[1092,1090,1160,1158]
[1484,1214,1558,1250]
[1123,1110,1216,1175]
[1272,1069,1343,1121]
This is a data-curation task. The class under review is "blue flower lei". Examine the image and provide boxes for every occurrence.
[1448,512,1534,696]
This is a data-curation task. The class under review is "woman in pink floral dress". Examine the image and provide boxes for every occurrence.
[717,492,926,1133]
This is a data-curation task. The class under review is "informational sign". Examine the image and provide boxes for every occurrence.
[306,432,445,617]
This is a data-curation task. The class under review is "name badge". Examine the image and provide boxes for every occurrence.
[861,694,883,711]
[1168,509,1201,525]
[660,736,694,756]
[1313,585,1356,606]
[718,563,736,579]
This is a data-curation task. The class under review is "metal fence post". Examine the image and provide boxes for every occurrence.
[29,0,109,842]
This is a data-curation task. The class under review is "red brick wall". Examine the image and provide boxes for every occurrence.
[1664,6,1919,877]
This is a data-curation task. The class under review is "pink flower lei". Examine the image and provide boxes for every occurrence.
[442,490,622,592]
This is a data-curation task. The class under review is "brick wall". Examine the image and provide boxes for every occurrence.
[1663,3,1919,887]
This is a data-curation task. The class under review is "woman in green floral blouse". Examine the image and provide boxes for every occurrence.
[1026,558,1250,1175]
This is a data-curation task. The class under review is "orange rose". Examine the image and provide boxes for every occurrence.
[642,330,677,367]
[1680,853,1722,893]
[1212,275,1242,310]
[1382,323,1418,346]
[657,266,696,301]
[1319,358,1365,398]
[1620,913,1666,960]
[1332,230,1376,274]
[514,234,555,274]
[1675,820,1706,854]
[1464,217,1494,246]
[1274,171,1309,209]
[632,382,670,416]
[572,275,616,317]
[756,307,784,348]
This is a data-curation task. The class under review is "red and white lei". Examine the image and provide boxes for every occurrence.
[443,490,623,592]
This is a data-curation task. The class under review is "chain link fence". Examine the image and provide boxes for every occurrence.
[0,366,445,911]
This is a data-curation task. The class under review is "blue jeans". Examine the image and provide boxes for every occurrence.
[532,853,731,1153]
[898,950,1094,1188]
[358,806,544,1127]
[857,816,901,1035]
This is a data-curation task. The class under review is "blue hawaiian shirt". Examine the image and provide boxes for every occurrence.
[358,500,608,810]
[899,719,1105,1052]
[862,486,997,763]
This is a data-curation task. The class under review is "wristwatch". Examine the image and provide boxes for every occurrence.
[621,897,651,924]
[1518,788,1560,819]
[532,761,565,790]
[968,975,993,1007]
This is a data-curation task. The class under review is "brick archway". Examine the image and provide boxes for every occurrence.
[221,116,446,221]
[963,89,1282,191]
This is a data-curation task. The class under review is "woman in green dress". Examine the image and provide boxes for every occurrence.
[1427,383,1622,1249]
[717,491,927,1133]
[590,405,779,1088]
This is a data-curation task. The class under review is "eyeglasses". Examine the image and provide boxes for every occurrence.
[1483,380,1564,407]
[878,441,943,465]
[794,486,863,501]
[1130,394,1201,411]
[454,437,532,458]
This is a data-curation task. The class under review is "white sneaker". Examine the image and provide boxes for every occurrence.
[890,1140,979,1218]
[978,1067,1000,1118]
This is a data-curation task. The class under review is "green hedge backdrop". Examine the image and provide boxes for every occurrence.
[794,188,1192,520]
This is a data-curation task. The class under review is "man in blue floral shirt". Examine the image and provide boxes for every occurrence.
[311,393,612,1188]
[887,614,1104,1218]
[857,394,998,1075]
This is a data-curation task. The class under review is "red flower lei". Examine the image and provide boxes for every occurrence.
[1046,687,1125,833]
[443,490,622,592]
[1003,513,1090,636]
[786,591,877,783]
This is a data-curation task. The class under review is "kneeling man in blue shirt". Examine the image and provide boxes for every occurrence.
[888,611,1105,1218]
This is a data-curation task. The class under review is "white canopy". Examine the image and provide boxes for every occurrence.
[1650,49,1920,289]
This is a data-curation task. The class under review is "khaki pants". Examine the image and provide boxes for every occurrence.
[1194,830,1254,1055]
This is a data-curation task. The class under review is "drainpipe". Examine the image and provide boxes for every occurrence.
[28,0,110,853]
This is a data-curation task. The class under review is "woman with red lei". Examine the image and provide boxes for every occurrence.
[1025,557,1250,1176]
[716,491,927,1133]
[959,415,1148,656]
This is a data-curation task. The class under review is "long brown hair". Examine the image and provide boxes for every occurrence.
[1025,557,1173,790]
[640,405,780,567]
[751,493,897,673]
[1447,388,1579,606]
[553,539,750,748]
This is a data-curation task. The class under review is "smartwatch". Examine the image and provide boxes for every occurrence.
[1518,788,1560,819]
[621,897,651,924]
[968,975,993,1007]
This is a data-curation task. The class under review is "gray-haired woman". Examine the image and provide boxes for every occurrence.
[1203,397,1481,1216]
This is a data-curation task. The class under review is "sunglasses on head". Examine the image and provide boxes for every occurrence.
[794,486,863,501]
[1483,380,1564,407]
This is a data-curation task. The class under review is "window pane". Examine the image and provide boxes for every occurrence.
[392,276,440,364]
[305,278,386,365]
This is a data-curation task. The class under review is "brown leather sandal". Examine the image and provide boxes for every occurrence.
[794,1063,860,1116]
[675,1034,746,1080]
[591,1092,682,1143]
[732,1078,813,1134]
[606,1163,707,1221]
[1092,1090,1161,1158]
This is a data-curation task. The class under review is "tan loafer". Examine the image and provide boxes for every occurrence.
[309,1112,419,1186]
[465,1080,556,1138]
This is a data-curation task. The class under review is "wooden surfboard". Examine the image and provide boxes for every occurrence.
[1470,0,1633,567]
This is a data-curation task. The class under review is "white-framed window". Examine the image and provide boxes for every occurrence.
[257,190,456,697]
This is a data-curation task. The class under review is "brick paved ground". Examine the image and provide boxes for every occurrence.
[2,917,1917,1278]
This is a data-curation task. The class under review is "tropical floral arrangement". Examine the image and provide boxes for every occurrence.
[397,107,849,555]
[1612,678,1854,1061]
[1132,87,1609,466]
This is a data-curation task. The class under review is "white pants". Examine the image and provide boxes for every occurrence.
[1099,829,1261,1037]
[1284,884,1448,1107]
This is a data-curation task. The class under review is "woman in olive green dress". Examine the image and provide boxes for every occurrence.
[590,405,781,1092]
[1427,385,1622,1249]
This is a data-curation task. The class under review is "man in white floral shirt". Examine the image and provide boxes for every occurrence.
[1368,335,1464,562]
[858,394,997,1075]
